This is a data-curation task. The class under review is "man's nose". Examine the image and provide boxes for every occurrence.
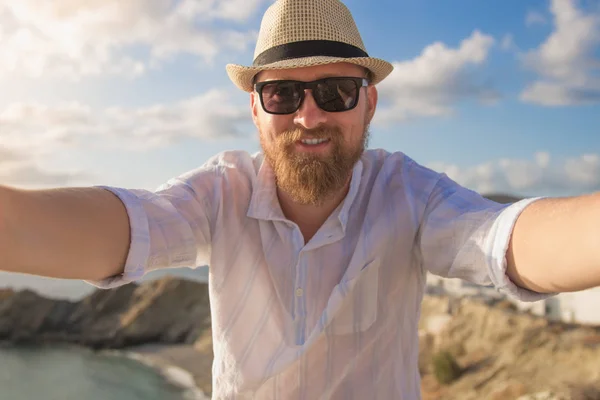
[293,90,327,130]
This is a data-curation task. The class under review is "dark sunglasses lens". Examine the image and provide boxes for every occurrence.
[314,78,359,112]
[261,82,302,114]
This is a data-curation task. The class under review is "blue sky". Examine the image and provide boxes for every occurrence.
[0,0,599,200]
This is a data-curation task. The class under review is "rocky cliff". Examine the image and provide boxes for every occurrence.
[0,277,211,349]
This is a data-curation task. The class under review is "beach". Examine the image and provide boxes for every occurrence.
[126,343,213,399]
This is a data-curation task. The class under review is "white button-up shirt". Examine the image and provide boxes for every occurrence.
[89,149,549,399]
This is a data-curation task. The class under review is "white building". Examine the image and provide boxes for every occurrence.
[512,287,600,326]
[425,274,505,302]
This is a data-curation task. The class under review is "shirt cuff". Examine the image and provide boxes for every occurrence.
[487,197,558,302]
[85,186,151,289]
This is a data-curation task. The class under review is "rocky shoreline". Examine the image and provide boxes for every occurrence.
[0,277,211,348]
[0,277,215,397]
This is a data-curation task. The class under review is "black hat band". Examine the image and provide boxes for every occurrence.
[253,40,369,66]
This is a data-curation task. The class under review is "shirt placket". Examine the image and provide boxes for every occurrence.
[293,243,308,346]
[290,223,347,346]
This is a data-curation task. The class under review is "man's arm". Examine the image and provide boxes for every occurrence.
[506,192,600,294]
[0,185,131,282]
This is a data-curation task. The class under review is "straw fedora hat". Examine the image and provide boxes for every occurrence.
[226,0,394,92]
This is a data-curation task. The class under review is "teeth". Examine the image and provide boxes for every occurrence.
[300,138,329,145]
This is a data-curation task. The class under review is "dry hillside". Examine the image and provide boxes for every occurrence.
[419,295,600,400]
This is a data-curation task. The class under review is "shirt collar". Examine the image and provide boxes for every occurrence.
[246,157,287,222]
[247,156,364,231]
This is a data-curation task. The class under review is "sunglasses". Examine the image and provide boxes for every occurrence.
[254,77,369,115]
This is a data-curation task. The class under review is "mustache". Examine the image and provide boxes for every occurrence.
[279,126,343,143]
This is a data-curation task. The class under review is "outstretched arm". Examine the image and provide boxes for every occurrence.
[507,192,600,294]
[0,185,130,282]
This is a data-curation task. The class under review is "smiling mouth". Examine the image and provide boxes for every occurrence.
[299,138,330,145]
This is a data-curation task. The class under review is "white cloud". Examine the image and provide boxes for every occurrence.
[0,146,22,164]
[102,89,252,148]
[0,101,94,187]
[526,10,548,26]
[520,0,600,106]
[0,145,90,188]
[500,34,518,52]
[428,151,600,196]
[0,89,252,151]
[1,101,94,156]
[0,89,252,186]
[210,0,273,22]
[0,0,266,80]
[375,30,498,125]
[0,162,90,188]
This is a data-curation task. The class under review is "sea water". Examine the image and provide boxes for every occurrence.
[0,345,193,400]
[0,267,210,400]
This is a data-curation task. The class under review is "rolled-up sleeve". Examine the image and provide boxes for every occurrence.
[418,173,554,303]
[86,172,215,289]
[86,187,151,289]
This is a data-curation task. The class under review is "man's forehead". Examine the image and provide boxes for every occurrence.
[255,63,368,82]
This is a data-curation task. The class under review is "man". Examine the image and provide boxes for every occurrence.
[1,0,599,398]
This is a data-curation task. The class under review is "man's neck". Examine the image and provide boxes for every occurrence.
[277,180,351,244]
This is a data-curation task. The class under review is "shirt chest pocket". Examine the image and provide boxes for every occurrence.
[327,260,380,335]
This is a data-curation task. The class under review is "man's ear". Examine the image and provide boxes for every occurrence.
[366,85,378,124]
[251,91,259,128]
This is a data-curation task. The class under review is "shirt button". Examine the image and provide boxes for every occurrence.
[296,288,304,297]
